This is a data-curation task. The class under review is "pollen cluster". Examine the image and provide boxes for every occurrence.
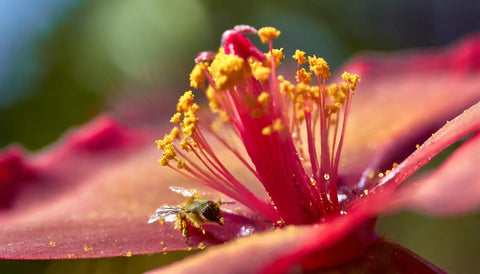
[156,90,199,167]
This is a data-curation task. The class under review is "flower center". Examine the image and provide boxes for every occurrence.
[157,26,359,225]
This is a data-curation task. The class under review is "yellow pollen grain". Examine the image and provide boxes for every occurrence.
[292,50,307,64]
[279,79,294,97]
[190,63,206,89]
[416,144,420,149]
[368,172,375,179]
[308,56,331,79]
[266,48,284,69]
[378,172,384,178]
[261,126,273,136]
[170,112,182,123]
[258,27,281,43]
[125,251,132,257]
[187,247,193,251]
[257,92,271,105]
[327,83,339,96]
[310,177,316,186]
[363,189,369,195]
[296,68,312,84]
[169,127,180,139]
[84,246,93,252]
[177,91,195,113]
[324,174,330,180]
[251,61,271,81]
[272,118,284,132]
[49,241,56,247]
[209,54,246,90]
[176,159,186,169]
[198,242,206,250]
[342,72,360,91]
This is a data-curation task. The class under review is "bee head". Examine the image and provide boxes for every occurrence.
[201,201,223,226]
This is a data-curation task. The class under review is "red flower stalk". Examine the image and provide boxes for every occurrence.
[1,25,480,273]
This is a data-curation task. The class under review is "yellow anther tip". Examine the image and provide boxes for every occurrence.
[292,50,307,64]
[257,92,271,105]
[177,91,195,112]
[308,56,331,79]
[210,54,246,90]
[266,48,284,69]
[190,63,206,89]
[258,27,281,43]
[170,113,182,123]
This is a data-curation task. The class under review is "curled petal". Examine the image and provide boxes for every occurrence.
[374,101,480,193]
[398,132,480,215]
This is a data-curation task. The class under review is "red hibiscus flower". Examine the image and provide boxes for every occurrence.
[1,25,479,273]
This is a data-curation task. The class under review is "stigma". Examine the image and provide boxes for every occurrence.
[157,25,359,225]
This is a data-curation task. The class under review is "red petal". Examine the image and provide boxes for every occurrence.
[147,217,374,274]
[341,33,480,180]
[373,101,480,193]
[0,116,266,259]
[398,131,480,215]
[319,239,445,273]
[148,214,441,273]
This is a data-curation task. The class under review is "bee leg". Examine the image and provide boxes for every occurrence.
[181,218,189,243]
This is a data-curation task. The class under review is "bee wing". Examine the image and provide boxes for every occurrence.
[148,205,184,224]
[169,186,195,197]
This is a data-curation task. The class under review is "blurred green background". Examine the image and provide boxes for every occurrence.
[1,0,480,273]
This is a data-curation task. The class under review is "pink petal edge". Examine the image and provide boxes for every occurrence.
[374,101,480,193]
[400,131,480,215]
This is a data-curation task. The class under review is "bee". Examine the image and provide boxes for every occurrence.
[148,186,233,242]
